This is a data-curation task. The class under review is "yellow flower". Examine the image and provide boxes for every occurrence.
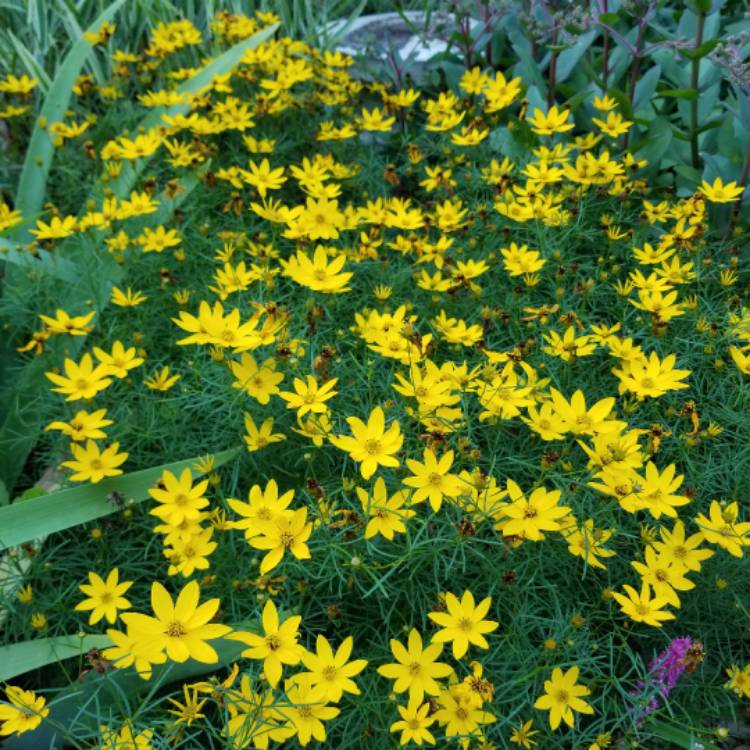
[509,718,538,747]
[496,480,570,541]
[30,215,77,240]
[144,366,180,391]
[61,440,128,483]
[281,246,352,293]
[243,158,286,198]
[227,478,295,541]
[527,106,574,136]
[390,696,437,745]
[427,590,498,659]
[38,308,95,336]
[610,583,675,626]
[45,353,113,400]
[167,684,208,726]
[695,500,750,558]
[356,477,414,540]
[243,413,286,452]
[230,354,284,404]
[45,408,113,441]
[592,111,632,137]
[138,225,181,253]
[75,568,133,624]
[120,580,231,664]
[278,677,341,746]
[533,666,593,730]
[297,635,368,702]
[377,628,452,703]
[0,686,49,736]
[698,177,744,203]
[93,340,144,378]
[98,723,154,749]
[149,468,209,527]
[329,406,403,479]
[229,598,304,686]
[612,351,691,399]
[248,506,313,574]
[279,375,338,417]
[111,286,148,307]
[403,448,462,512]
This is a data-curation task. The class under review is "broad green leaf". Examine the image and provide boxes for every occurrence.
[0,628,254,750]
[637,117,672,168]
[647,719,721,750]
[106,22,279,201]
[679,39,719,60]
[0,634,112,683]
[556,29,599,84]
[633,64,661,112]
[0,446,240,552]
[657,87,698,101]
[0,480,7,506]
[598,12,620,24]
[13,0,128,240]
[675,163,702,182]
[0,237,83,283]
[733,84,750,130]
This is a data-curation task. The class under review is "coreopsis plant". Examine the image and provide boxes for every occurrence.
[2,4,749,749]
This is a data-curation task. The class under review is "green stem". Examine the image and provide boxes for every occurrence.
[690,11,706,169]
[723,140,750,241]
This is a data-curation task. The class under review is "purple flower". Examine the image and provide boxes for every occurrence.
[630,637,693,721]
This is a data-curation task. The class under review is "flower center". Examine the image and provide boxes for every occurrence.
[364,439,382,456]
[167,621,187,637]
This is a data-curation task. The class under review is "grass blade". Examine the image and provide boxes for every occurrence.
[0,446,240,552]
[0,634,112,683]
[7,31,52,93]
[13,0,127,239]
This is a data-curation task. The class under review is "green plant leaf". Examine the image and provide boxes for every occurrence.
[7,31,52,93]
[0,237,83,283]
[556,29,599,84]
[0,634,112,683]
[637,117,673,168]
[633,64,662,112]
[657,87,698,101]
[679,38,719,60]
[607,87,634,120]
[0,446,240,552]
[598,12,620,24]
[647,719,721,750]
[13,0,128,240]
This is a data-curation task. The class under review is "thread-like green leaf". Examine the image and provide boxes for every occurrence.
[0,166,205,493]
[0,446,240,552]
[105,22,278,200]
